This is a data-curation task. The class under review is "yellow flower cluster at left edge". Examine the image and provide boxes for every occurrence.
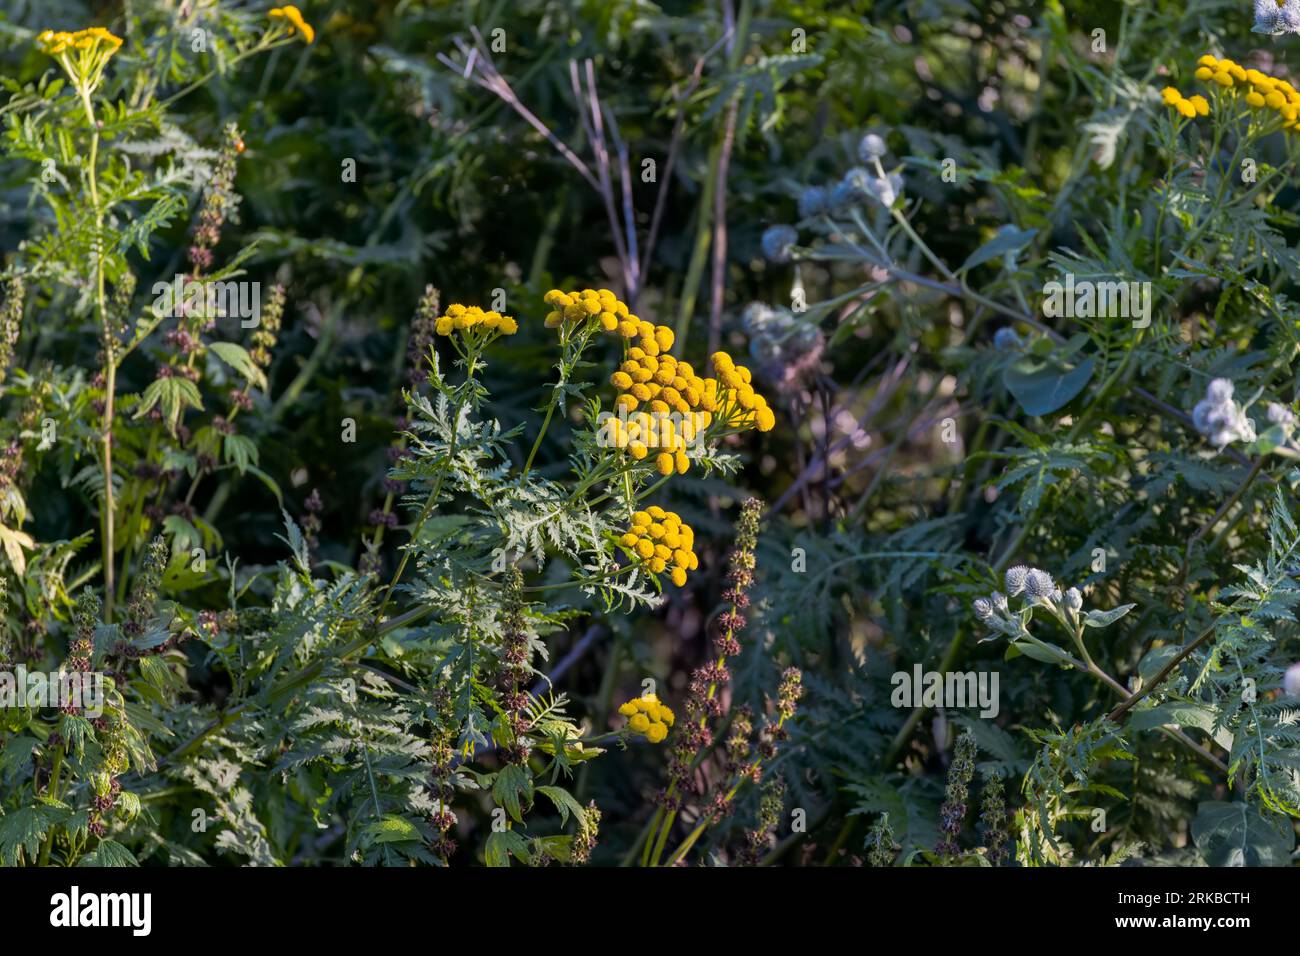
[36,27,122,91]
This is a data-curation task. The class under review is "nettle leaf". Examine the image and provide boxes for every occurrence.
[76,839,138,867]
[134,376,204,432]
[484,828,531,867]
[1190,801,1294,866]
[493,764,534,824]
[0,803,68,866]
[1083,603,1135,628]
[537,785,586,827]
[223,433,258,474]
[1004,355,1095,416]
[208,341,268,391]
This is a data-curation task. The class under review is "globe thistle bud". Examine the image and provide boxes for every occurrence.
[972,597,994,621]
[1268,402,1297,428]
[797,185,828,218]
[842,166,874,201]
[993,327,1023,350]
[858,132,888,162]
[868,172,903,207]
[760,224,799,264]
[1064,587,1083,612]
[1206,378,1234,404]
[1284,662,1300,698]
[1005,565,1030,597]
[1255,0,1300,36]
[1024,568,1056,599]
[829,180,856,210]
[1192,379,1256,450]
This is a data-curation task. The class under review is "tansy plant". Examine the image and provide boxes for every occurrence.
[0,12,798,863]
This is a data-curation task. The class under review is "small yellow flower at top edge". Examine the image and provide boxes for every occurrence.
[269,5,316,44]
[1196,54,1218,69]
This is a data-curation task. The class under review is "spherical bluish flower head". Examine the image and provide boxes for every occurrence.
[1268,402,1297,428]
[1005,565,1030,597]
[993,327,1024,350]
[972,597,994,621]
[798,185,828,218]
[858,133,888,162]
[1024,568,1056,599]
[1064,587,1083,612]
[1206,378,1234,404]
[842,167,874,200]
[829,180,856,210]
[761,225,799,264]
[1255,0,1300,34]
[1193,379,1255,449]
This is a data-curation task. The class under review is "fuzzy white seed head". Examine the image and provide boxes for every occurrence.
[1284,662,1300,698]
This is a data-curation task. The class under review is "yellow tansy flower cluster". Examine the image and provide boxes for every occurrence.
[433,304,518,338]
[601,410,708,475]
[1191,54,1300,130]
[618,693,674,743]
[611,349,710,415]
[618,506,698,587]
[543,287,637,334]
[711,351,776,433]
[543,285,777,471]
[36,28,122,90]
[1160,86,1209,119]
[269,5,316,44]
[36,27,122,56]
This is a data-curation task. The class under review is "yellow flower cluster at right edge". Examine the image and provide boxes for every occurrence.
[1190,54,1300,130]
[618,693,675,743]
